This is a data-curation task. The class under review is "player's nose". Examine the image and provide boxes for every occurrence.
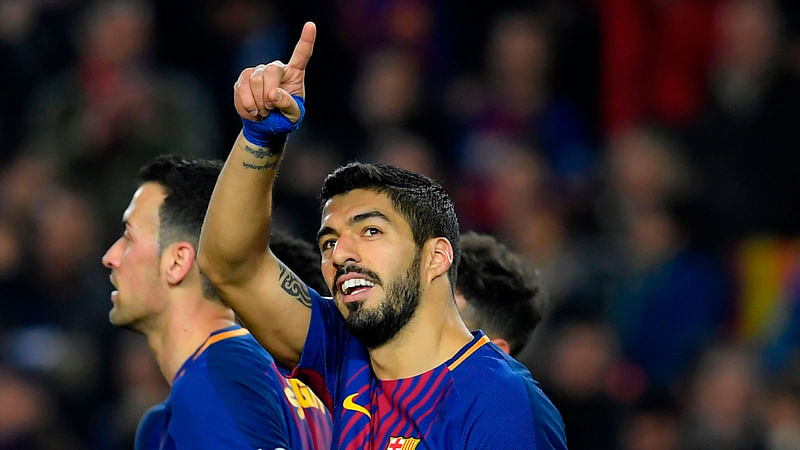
[331,232,360,268]
[102,237,123,269]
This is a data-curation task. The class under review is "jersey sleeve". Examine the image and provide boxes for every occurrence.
[531,382,568,450]
[294,287,350,403]
[134,403,167,450]
[462,363,567,449]
[167,343,292,449]
[461,391,537,448]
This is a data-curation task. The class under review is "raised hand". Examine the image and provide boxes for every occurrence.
[234,21,316,124]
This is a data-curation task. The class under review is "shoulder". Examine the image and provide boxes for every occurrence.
[449,343,567,449]
[203,332,284,399]
[134,403,168,450]
[171,332,280,408]
[450,340,532,391]
[204,331,274,370]
[166,335,293,448]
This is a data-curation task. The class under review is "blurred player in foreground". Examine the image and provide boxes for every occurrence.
[455,231,546,356]
[102,155,331,449]
[199,22,566,449]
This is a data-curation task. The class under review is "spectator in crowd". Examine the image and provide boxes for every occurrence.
[449,12,594,193]
[544,319,622,450]
[600,126,729,388]
[679,345,767,449]
[25,0,220,244]
[620,391,680,450]
[687,0,800,242]
[0,366,83,449]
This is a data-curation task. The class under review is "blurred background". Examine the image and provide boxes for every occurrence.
[1,0,800,448]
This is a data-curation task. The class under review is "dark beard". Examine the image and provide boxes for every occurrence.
[343,252,421,349]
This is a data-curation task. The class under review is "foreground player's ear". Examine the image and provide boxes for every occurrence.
[164,242,196,285]
[425,237,454,282]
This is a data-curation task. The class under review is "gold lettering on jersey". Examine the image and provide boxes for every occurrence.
[283,377,326,420]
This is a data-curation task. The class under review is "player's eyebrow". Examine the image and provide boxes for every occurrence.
[316,210,391,243]
[350,210,390,225]
[316,226,335,243]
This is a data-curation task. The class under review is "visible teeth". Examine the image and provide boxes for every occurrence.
[342,278,374,294]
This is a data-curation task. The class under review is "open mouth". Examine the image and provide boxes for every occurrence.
[109,274,118,301]
[337,276,377,303]
[341,278,374,295]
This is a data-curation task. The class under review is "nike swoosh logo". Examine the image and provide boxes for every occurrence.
[343,393,371,418]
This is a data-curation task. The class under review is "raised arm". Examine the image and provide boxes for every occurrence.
[198,22,317,368]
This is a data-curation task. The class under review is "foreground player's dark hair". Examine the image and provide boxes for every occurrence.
[139,155,222,250]
[139,155,223,252]
[139,155,224,300]
[456,232,546,356]
[320,162,460,289]
[270,230,329,296]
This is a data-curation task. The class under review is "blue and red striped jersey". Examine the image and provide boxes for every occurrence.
[134,325,332,450]
[295,288,567,449]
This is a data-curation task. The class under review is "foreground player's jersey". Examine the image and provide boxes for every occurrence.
[135,325,332,450]
[294,288,567,450]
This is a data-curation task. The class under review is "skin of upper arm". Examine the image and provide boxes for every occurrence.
[211,252,312,368]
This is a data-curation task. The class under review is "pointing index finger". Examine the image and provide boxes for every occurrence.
[287,22,316,71]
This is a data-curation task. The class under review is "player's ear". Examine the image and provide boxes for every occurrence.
[163,241,196,286]
[490,337,511,355]
[424,237,453,283]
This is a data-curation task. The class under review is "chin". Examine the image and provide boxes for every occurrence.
[108,310,126,327]
[109,309,138,330]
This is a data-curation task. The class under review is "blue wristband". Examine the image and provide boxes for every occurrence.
[241,94,306,148]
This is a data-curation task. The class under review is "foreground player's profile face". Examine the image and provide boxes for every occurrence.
[101,183,166,330]
[318,189,423,347]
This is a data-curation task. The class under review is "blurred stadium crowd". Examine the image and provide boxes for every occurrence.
[2,0,800,448]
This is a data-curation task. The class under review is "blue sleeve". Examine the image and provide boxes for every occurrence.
[463,375,567,449]
[134,403,167,450]
[531,382,568,450]
[167,345,291,449]
[296,288,350,400]
[462,392,536,448]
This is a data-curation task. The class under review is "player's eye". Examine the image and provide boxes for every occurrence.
[363,227,381,237]
[320,239,336,252]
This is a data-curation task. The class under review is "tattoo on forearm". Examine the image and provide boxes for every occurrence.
[244,144,277,159]
[242,161,278,171]
[279,264,311,308]
[241,144,282,171]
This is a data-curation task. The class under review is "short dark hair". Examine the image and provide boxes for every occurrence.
[139,155,222,251]
[139,155,223,300]
[270,230,329,296]
[456,232,546,356]
[320,162,460,288]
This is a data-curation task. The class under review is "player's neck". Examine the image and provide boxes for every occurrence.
[145,292,236,385]
[368,286,473,380]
